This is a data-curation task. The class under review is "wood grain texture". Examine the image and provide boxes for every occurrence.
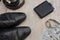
[0,0,60,40]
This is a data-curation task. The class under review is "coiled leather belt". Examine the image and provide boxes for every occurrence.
[2,0,25,10]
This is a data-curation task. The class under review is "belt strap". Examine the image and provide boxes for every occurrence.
[2,0,25,10]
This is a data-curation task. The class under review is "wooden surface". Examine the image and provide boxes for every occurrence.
[0,0,60,40]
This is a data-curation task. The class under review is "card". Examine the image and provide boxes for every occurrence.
[34,1,54,18]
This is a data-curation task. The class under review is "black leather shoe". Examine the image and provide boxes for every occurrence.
[0,12,26,28]
[0,27,31,40]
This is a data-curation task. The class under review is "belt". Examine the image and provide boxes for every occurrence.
[2,0,25,10]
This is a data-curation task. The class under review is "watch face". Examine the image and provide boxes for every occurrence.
[40,27,60,40]
[40,20,60,40]
[40,19,60,40]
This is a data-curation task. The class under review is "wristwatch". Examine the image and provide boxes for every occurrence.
[40,19,60,40]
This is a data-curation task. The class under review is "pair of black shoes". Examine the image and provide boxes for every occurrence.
[0,12,31,40]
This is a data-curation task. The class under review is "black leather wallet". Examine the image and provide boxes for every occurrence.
[34,1,54,18]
